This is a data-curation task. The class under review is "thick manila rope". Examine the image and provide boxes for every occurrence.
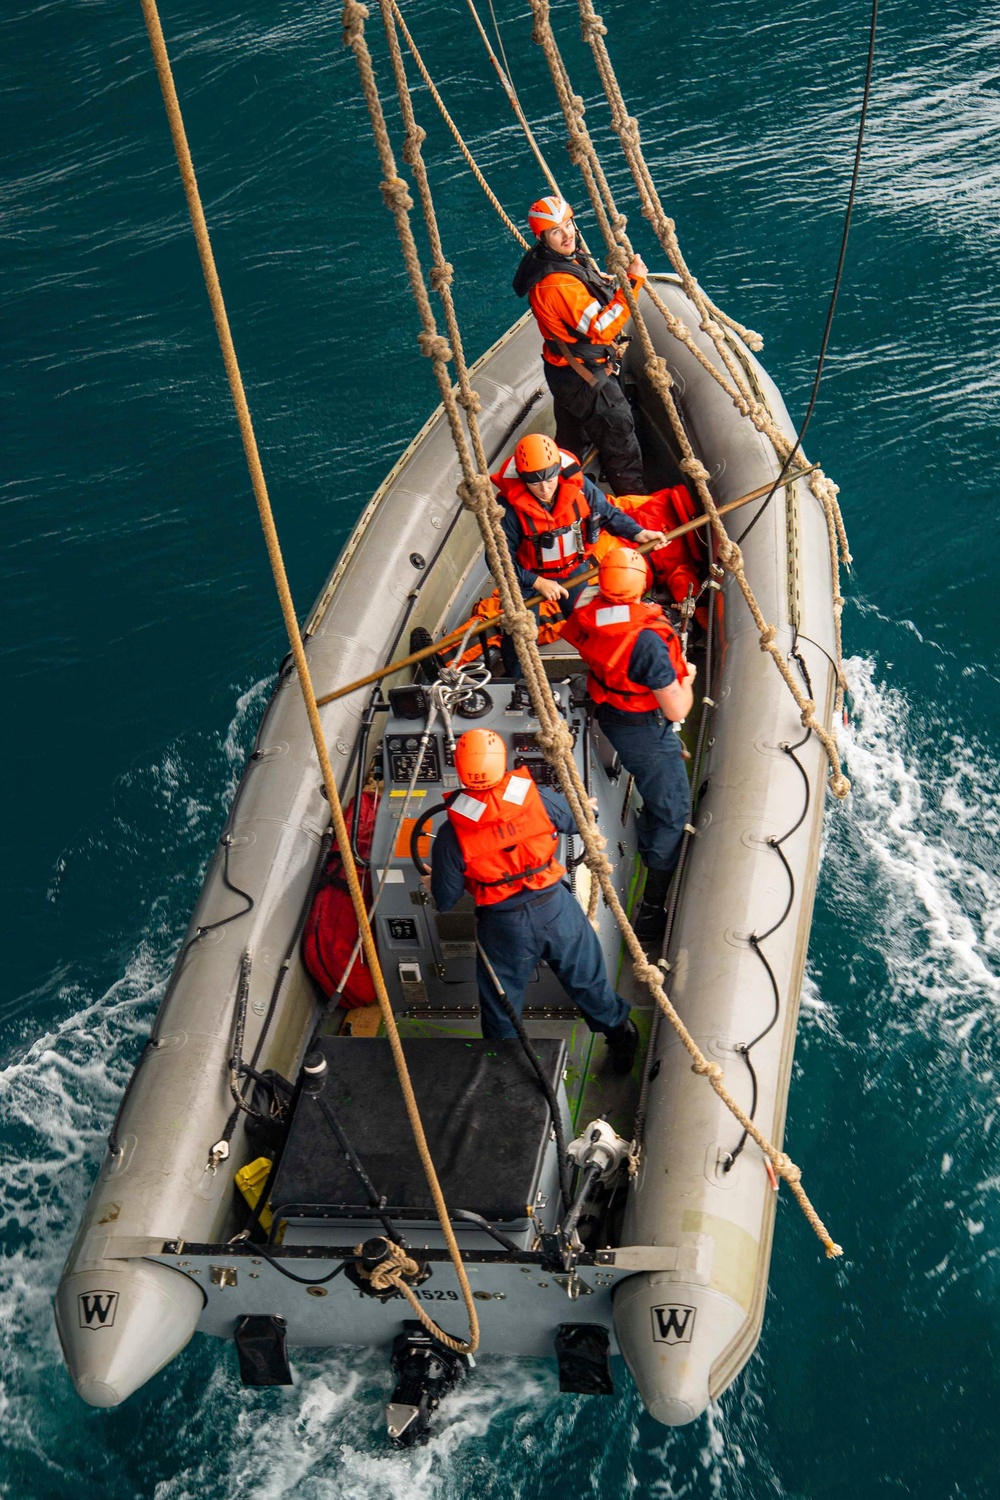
[347,1,842,1257]
[141,0,478,1356]
[525,0,850,793]
[572,0,851,708]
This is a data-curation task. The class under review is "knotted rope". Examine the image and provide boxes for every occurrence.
[349,0,842,1257]
[527,0,853,752]
[141,0,479,1355]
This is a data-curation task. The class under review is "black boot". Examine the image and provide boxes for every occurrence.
[633,867,671,944]
[605,1018,639,1075]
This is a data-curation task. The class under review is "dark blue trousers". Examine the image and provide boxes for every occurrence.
[474,882,630,1041]
[596,705,691,874]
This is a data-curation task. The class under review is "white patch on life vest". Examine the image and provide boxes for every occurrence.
[596,604,631,627]
[501,775,531,806]
[539,532,578,565]
[451,792,487,822]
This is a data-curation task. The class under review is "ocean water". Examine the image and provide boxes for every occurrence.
[3,0,999,1495]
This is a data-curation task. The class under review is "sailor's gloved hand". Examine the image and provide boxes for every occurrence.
[635,528,667,547]
[534,576,569,603]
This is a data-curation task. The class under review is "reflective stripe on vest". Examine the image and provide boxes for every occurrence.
[562,597,687,713]
[447,771,566,907]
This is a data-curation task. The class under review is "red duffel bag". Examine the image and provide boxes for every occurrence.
[302,790,379,1007]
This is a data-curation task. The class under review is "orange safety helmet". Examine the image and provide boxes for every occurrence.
[454,728,507,791]
[527,195,575,238]
[513,432,561,484]
[599,546,650,603]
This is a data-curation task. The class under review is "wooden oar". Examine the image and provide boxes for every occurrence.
[316,464,818,707]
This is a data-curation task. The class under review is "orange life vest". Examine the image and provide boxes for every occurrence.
[491,449,591,578]
[447,770,565,907]
[611,485,707,624]
[562,597,688,713]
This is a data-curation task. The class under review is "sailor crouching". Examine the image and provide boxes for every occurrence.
[493,432,665,675]
[429,728,639,1075]
[562,546,695,943]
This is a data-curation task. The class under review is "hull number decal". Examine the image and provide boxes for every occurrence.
[651,1304,696,1344]
[78,1291,119,1329]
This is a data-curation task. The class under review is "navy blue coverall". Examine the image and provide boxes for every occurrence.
[596,630,691,875]
[430,784,631,1040]
[499,475,643,675]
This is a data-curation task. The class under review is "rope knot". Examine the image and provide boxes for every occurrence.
[566,137,590,166]
[680,457,710,484]
[457,387,482,415]
[380,176,413,214]
[417,331,452,364]
[341,0,369,46]
[585,844,611,871]
[632,958,664,989]
[828,771,851,800]
[457,474,494,514]
[692,1058,724,1082]
[772,1153,801,1186]
[534,723,573,757]
[581,12,608,42]
[353,1237,421,1293]
[759,624,777,647]
[501,607,537,643]
[798,698,816,725]
[430,261,454,291]
[700,319,722,339]
[743,329,764,352]
[717,538,742,573]
[402,125,427,165]
[644,357,673,391]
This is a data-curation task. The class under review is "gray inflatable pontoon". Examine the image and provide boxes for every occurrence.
[55,278,840,1436]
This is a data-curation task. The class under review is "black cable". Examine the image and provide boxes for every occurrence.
[316,1096,403,1245]
[735,0,878,548]
[251,1243,350,1287]
[178,833,255,965]
[451,1208,523,1254]
[724,734,811,1169]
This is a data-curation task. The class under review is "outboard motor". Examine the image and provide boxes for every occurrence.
[386,1322,473,1447]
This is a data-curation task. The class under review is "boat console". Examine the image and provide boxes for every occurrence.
[365,657,640,1017]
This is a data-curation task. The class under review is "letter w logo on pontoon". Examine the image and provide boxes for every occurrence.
[78,1291,119,1329]
[651,1304,696,1344]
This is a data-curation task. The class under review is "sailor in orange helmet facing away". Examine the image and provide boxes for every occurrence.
[429,728,638,1073]
[562,546,695,942]
[513,194,647,494]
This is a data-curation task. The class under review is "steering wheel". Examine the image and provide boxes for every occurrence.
[409,802,448,878]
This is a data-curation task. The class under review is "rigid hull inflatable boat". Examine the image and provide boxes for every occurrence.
[56,278,840,1435]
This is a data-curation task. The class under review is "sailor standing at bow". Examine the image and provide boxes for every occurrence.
[562,547,695,943]
[429,728,639,1074]
[493,432,665,674]
[514,194,647,495]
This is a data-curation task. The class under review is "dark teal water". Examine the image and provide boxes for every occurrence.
[5,1,1000,1494]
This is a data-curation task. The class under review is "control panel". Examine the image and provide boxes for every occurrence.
[385,732,452,785]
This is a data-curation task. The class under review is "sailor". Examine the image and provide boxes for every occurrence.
[493,432,665,673]
[561,546,695,942]
[429,728,639,1073]
[513,194,647,494]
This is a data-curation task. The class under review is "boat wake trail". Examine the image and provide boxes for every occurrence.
[832,653,1000,1049]
[0,678,271,1499]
